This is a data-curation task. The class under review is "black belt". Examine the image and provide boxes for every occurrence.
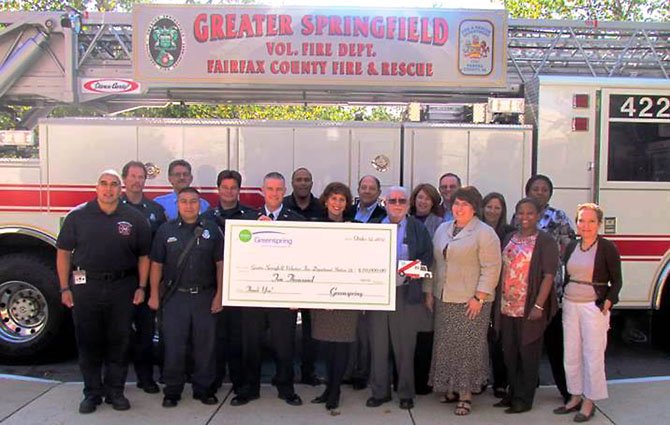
[176,285,213,294]
[84,268,137,282]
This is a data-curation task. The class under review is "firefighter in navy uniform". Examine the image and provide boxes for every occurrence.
[148,187,224,408]
[121,161,168,394]
[57,169,151,414]
[201,170,255,394]
[231,171,305,407]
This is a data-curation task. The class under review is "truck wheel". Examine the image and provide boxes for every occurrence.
[0,254,69,360]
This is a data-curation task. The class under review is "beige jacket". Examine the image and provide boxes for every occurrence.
[423,217,501,303]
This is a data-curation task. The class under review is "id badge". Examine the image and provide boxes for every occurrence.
[72,270,87,285]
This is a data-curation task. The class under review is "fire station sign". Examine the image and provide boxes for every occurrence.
[133,5,507,89]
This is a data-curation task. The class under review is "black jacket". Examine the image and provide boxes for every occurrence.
[371,214,433,304]
[346,201,386,223]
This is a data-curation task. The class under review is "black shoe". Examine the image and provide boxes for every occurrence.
[300,374,322,386]
[230,394,259,406]
[78,396,102,414]
[554,401,582,415]
[279,393,303,406]
[311,392,328,404]
[326,400,339,410]
[105,394,130,411]
[137,381,160,394]
[505,403,532,414]
[493,387,508,399]
[399,398,414,410]
[415,385,433,395]
[493,397,511,408]
[352,379,367,390]
[366,396,391,408]
[194,394,219,405]
[162,397,178,408]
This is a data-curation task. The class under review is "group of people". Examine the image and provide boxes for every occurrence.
[56,160,622,423]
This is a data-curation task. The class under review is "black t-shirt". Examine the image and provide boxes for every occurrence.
[57,200,152,271]
[150,218,224,287]
[121,195,168,236]
[283,194,324,220]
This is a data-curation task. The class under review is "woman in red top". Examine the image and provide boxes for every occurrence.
[495,197,559,413]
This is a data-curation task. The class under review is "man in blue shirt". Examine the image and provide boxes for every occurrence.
[438,172,461,222]
[154,159,210,219]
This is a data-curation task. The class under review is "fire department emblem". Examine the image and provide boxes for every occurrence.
[146,15,184,71]
[144,162,160,179]
[117,221,133,236]
[458,20,494,76]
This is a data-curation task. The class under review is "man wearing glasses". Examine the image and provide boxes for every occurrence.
[366,186,432,411]
[155,159,210,220]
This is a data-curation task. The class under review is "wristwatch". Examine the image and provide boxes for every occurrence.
[473,295,484,305]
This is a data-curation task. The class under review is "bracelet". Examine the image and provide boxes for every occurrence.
[59,287,71,294]
[533,303,544,311]
[473,295,484,305]
[137,286,146,291]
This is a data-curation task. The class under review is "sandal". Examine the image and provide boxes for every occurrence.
[454,400,472,416]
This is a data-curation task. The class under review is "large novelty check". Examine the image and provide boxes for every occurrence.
[223,220,397,310]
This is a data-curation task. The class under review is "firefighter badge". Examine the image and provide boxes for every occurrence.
[117,221,133,236]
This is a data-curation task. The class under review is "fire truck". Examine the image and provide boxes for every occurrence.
[0,7,668,359]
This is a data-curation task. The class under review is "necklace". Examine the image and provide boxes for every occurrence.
[580,238,597,252]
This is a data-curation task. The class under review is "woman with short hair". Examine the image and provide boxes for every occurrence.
[425,186,502,416]
[554,203,622,423]
[310,182,360,412]
[494,197,559,414]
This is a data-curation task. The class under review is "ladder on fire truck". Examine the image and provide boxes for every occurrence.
[0,10,669,127]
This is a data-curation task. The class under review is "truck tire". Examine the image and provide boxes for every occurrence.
[0,254,69,360]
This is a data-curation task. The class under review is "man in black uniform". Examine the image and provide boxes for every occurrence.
[148,187,224,407]
[201,169,255,394]
[57,169,151,414]
[283,167,323,386]
[121,161,167,394]
[230,171,304,407]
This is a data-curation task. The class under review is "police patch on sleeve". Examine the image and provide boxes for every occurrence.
[117,221,133,236]
[202,229,211,240]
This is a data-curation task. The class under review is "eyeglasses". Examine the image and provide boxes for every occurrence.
[386,198,408,205]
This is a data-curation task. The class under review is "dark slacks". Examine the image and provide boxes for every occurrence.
[162,290,217,398]
[344,313,371,384]
[214,306,244,392]
[544,308,569,400]
[369,286,420,400]
[239,307,297,398]
[488,325,508,391]
[321,341,350,404]
[414,331,434,393]
[71,276,136,398]
[501,315,544,409]
[300,310,317,380]
[133,301,156,385]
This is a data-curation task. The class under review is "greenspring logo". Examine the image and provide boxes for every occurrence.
[239,229,252,242]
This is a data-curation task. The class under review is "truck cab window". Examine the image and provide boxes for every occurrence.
[607,122,670,182]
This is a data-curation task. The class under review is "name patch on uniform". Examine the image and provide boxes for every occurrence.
[117,221,133,236]
[202,229,211,240]
[167,236,178,243]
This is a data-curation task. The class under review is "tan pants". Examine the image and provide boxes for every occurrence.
[562,299,610,401]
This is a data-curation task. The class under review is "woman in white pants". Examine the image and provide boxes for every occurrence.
[553,203,622,423]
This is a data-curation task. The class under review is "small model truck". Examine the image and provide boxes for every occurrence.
[398,260,432,279]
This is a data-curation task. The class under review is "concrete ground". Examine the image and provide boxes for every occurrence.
[1,375,668,425]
